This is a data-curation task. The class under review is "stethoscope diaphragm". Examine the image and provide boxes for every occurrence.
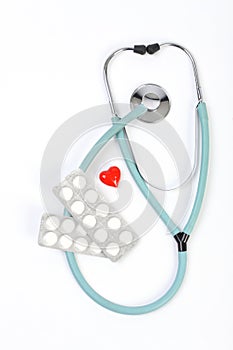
[130,83,170,123]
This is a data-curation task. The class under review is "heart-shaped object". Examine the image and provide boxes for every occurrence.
[99,166,121,188]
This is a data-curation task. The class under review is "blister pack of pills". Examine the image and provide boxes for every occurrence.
[38,213,105,257]
[39,169,138,261]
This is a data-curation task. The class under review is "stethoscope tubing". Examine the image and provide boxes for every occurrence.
[65,102,209,315]
[66,250,187,315]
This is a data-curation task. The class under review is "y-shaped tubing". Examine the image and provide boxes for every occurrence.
[65,102,209,314]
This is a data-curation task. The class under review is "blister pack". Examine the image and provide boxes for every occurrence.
[39,169,138,261]
[38,213,106,257]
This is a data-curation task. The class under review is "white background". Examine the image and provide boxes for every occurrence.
[0,0,233,349]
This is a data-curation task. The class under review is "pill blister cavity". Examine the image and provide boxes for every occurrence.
[89,242,102,255]
[45,216,60,230]
[84,189,98,204]
[60,218,75,233]
[105,242,120,256]
[94,228,108,243]
[58,234,73,249]
[107,217,121,230]
[42,231,58,246]
[119,231,133,245]
[74,237,88,252]
[82,215,96,228]
[75,225,87,236]
[71,200,85,215]
[73,175,86,189]
[59,187,73,201]
[96,203,109,217]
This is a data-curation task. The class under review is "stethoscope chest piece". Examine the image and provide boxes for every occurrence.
[130,83,170,123]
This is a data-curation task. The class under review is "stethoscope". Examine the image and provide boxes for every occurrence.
[65,42,209,315]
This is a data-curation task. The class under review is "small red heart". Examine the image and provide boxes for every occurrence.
[99,166,121,187]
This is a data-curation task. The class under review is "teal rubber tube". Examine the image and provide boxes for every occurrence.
[114,123,180,235]
[65,102,209,314]
[184,102,209,234]
[66,250,187,315]
[81,104,147,171]
[82,106,177,233]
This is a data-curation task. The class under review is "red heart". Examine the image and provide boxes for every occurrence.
[99,166,121,187]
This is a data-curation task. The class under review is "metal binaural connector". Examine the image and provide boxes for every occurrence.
[103,41,203,117]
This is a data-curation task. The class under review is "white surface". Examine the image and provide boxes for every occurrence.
[0,1,233,350]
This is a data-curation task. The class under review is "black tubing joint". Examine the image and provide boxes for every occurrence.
[146,43,160,54]
[133,45,147,55]
[174,232,189,252]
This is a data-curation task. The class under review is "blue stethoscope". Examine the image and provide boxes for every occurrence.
[65,42,209,315]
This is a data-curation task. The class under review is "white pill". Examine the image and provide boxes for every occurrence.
[58,235,73,249]
[60,218,75,233]
[105,242,120,256]
[71,201,85,215]
[94,228,108,243]
[45,216,60,230]
[119,231,133,245]
[82,215,96,228]
[74,237,88,252]
[59,186,73,201]
[84,189,98,204]
[96,203,109,217]
[107,217,121,230]
[42,231,58,246]
[73,175,86,189]
[89,242,101,255]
